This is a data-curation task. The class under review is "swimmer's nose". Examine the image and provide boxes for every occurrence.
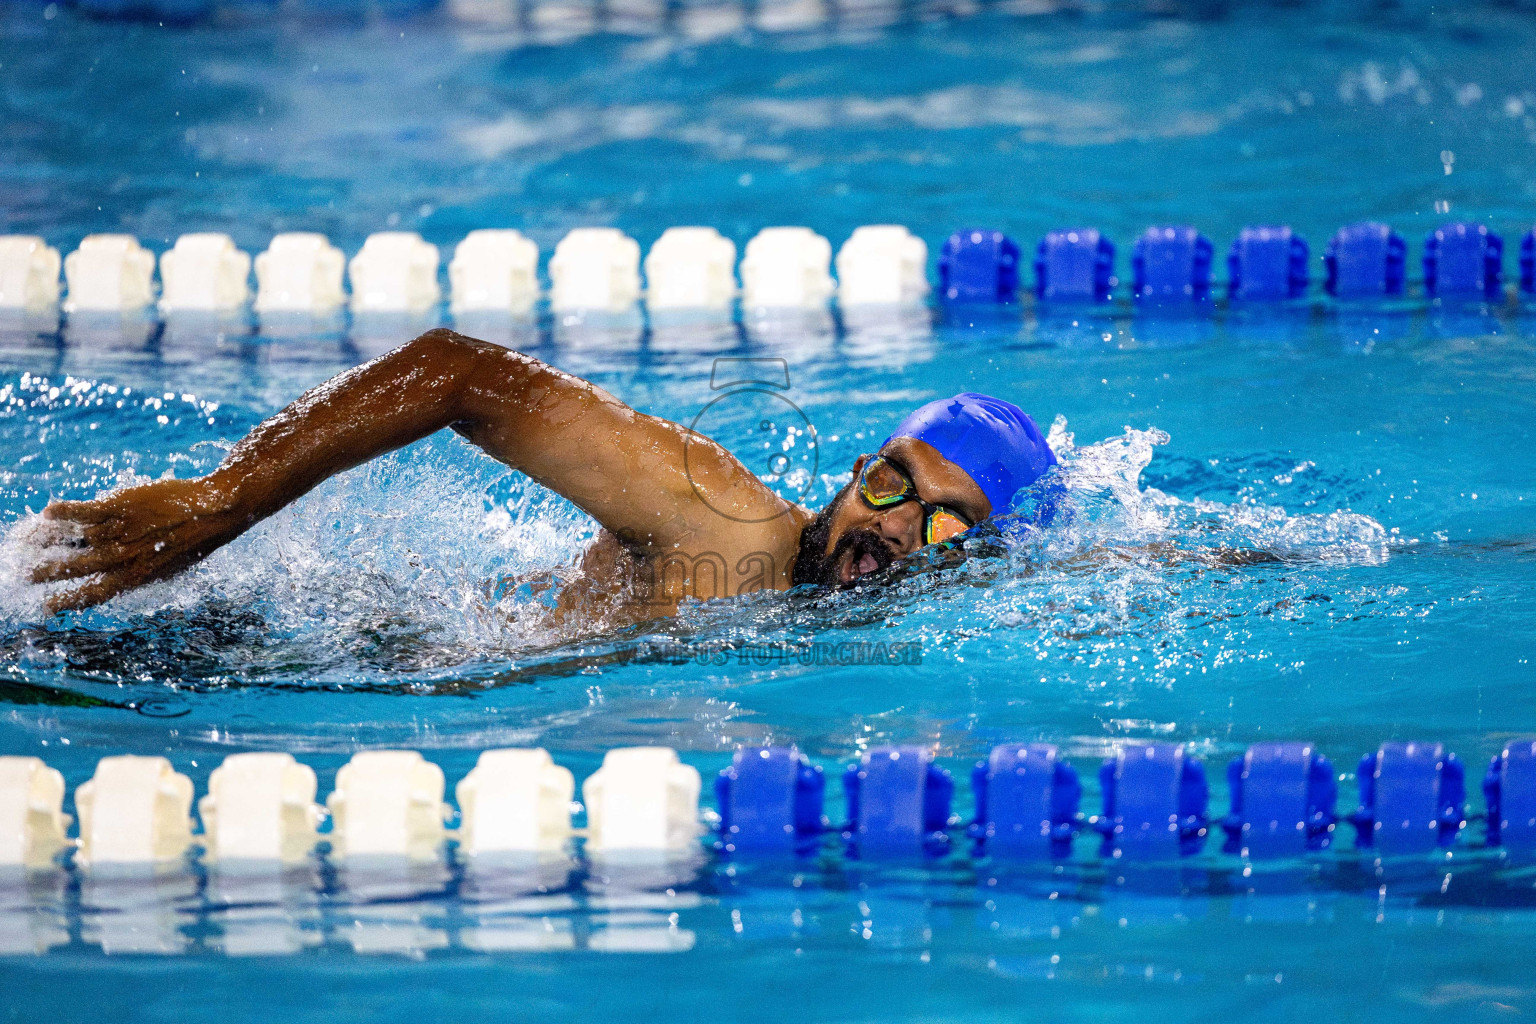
[876,500,924,554]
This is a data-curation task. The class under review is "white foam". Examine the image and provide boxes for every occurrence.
[0,373,1401,692]
[55,441,595,663]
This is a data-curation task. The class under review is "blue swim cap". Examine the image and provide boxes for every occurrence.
[883,393,1057,516]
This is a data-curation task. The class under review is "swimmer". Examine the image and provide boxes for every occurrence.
[29,329,1057,621]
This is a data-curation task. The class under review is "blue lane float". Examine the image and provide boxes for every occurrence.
[715,746,825,855]
[1221,742,1336,857]
[1227,225,1309,301]
[842,746,954,857]
[969,743,1081,859]
[1325,221,1407,299]
[1348,742,1466,854]
[1424,222,1503,299]
[1131,225,1213,304]
[1034,228,1115,303]
[1523,228,1535,296]
[937,228,1020,304]
[1093,743,1209,859]
[1484,739,1536,853]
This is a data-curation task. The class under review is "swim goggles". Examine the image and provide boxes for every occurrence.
[857,456,974,546]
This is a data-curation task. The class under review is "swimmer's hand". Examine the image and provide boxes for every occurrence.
[31,477,242,613]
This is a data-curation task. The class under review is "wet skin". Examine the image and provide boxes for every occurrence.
[30,329,991,622]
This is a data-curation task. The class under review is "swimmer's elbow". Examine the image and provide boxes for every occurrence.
[404,328,511,408]
[406,326,482,367]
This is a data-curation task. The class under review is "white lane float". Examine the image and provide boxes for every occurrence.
[348,231,442,314]
[63,234,156,313]
[449,228,540,316]
[0,756,70,869]
[582,746,701,855]
[549,227,641,313]
[253,232,348,314]
[740,226,834,310]
[74,755,194,869]
[326,750,449,861]
[0,236,62,309]
[455,747,574,856]
[199,752,322,864]
[836,224,929,306]
[644,226,737,311]
[158,232,252,313]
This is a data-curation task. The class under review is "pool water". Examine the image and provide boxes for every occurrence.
[4,2,1536,1021]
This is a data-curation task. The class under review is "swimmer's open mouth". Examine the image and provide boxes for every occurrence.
[835,529,894,585]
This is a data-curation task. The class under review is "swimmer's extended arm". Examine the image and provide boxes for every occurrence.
[33,328,789,611]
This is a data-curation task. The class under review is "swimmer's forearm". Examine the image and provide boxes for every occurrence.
[202,329,513,520]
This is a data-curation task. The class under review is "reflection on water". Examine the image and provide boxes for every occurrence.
[40,0,1267,40]
[742,307,837,356]
[647,310,740,354]
[159,313,257,366]
[205,863,326,957]
[838,304,934,367]
[4,846,1536,958]
[59,313,161,355]
[551,308,647,351]
[0,871,69,956]
[79,865,201,955]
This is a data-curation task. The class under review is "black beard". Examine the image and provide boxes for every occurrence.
[791,496,840,587]
[791,485,894,588]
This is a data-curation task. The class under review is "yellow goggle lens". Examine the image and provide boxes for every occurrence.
[860,458,913,505]
[926,509,971,545]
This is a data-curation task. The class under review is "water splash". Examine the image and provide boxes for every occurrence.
[1042,416,1393,564]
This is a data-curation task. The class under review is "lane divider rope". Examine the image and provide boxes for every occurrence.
[2,738,1532,871]
[2,222,1532,323]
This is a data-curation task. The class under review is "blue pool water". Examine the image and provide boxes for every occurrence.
[4,2,1536,1020]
